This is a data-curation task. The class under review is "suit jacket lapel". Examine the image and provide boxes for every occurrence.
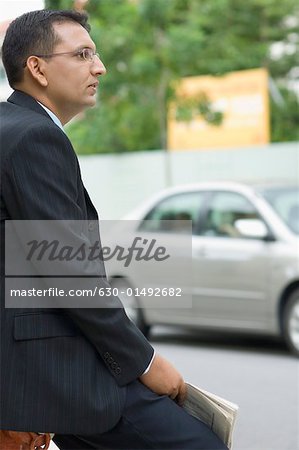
[7,90,53,122]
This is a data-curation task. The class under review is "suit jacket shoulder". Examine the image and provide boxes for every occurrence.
[0,91,74,170]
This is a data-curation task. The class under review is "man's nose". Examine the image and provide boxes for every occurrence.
[92,55,107,76]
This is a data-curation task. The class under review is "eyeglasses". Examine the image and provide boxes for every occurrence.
[23,47,100,67]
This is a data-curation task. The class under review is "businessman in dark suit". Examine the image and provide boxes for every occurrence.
[0,10,227,450]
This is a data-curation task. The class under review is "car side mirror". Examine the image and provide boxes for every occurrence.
[234,218,268,239]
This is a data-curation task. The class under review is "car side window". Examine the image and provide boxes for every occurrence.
[201,191,262,238]
[139,192,204,234]
[263,188,299,234]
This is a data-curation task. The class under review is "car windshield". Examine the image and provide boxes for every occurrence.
[259,186,299,235]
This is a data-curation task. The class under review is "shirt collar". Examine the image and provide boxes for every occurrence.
[37,101,64,131]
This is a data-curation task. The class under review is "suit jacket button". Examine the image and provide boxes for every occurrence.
[104,352,110,360]
[111,362,117,369]
[115,367,121,375]
[108,357,114,364]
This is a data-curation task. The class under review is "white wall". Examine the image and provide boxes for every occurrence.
[78,142,299,219]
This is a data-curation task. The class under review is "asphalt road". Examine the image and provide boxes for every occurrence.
[50,327,298,450]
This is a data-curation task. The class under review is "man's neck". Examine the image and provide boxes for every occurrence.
[13,86,73,125]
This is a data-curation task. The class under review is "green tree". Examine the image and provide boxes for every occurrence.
[45,0,299,153]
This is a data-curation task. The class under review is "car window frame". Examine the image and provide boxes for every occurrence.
[196,189,275,241]
[138,190,208,235]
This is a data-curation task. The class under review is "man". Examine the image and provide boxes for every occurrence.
[0,10,227,450]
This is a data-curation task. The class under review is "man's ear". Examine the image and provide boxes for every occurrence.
[25,56,49,87]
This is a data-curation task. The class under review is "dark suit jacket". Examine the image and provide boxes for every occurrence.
[0,90,154,434]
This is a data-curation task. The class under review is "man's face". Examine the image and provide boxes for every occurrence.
[42,21,106,123]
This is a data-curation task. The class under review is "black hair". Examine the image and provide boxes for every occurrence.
[1,9,91,87]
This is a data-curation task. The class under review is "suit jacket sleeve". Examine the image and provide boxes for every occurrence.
[2,122,154,386]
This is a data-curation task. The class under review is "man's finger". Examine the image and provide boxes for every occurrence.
[176,382,187,406]
[169,387,179,400]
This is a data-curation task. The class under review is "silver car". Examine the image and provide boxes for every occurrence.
[107,182,299,356]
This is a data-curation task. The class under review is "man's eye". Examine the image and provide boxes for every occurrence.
[77,51,85,59]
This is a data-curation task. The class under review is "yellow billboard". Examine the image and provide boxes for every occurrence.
[168,68,270,151]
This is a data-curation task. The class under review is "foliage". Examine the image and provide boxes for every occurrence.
[45,0,73,9]
[45,0,299,153]
[175,94,223,126]
[271,85,299,142]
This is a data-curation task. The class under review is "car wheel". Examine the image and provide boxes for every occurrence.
[110,278,151,338]
[283,289,299,357]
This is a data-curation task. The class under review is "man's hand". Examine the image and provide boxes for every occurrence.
[0,430,51,450]
[139,353,187,406]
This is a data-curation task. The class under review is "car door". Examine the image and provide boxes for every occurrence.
[137,190,207,324]
[192,190,272,328]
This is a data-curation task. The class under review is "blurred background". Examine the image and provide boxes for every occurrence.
[0,1,299,449]
[0,0,298,218]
